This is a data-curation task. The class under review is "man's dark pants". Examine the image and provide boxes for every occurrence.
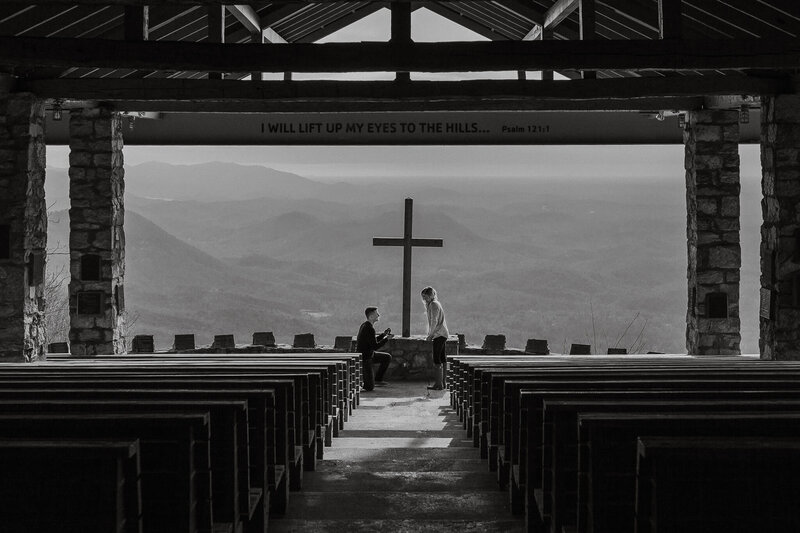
[362,351,392,391]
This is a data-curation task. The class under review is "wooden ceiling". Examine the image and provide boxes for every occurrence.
[1,1,798,82]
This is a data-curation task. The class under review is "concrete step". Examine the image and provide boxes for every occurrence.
[276,491,516,520]
[316,458,485,473]
[330,436,472,448]
[269,519,524,533]
[302,470,500,493]
[323,447,479,462]
[337,430,466,439]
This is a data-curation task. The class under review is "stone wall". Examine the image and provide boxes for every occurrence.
[684,109,741,355]
[0,93,47,362]
[378,336,460,379]
[68,106,126,355]
[760,95,800,360]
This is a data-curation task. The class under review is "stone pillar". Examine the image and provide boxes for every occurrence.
[684,109,741,355]
[0,93,47,361]
[68,106,126,355]
[760,95,800,360]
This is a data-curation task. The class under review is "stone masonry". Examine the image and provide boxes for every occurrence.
[379,336,459,379]
[68,106,126,355]
[0,93,47,361]
[760,95,800,360]
[684,109,741,355]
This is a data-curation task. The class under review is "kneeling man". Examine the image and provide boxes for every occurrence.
[357,307,393,391]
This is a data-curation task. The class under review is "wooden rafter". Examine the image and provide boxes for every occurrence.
[226,4,261,33]
[545,0,578,29]
[4,35,800,73]
[17,73,790,102]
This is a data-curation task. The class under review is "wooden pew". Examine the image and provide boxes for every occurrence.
[39,358,341,462]
[539,397,800,533]
[448,357,800,523]
[0,358,360,511]
[634,436,800,533]
[0,353,359,532]
[510,373,800,515]
[473,361,800,466]
[0,375,294,519]
[576,412,800,533]
[4,362,323,469]
[0,398,251,532]
[0,413,210,533]
[52,353,362,432]
[0,439,142,533]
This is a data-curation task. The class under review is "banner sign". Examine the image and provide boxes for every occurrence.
[46,110,761,145]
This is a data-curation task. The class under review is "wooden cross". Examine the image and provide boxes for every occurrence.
[373,198,443,337]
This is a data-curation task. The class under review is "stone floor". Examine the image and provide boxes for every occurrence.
[270,380,524,532]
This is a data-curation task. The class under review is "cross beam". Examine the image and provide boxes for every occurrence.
[16,76,788,113]
[373,199,443,338]
[2,36,800,73]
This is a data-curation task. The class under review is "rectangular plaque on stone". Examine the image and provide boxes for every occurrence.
[760,288,772,319]
[80,254,101,281]
[705,292,729,319]
[76,291,103,315]
[0,225,9,259]
[607,347,628,355]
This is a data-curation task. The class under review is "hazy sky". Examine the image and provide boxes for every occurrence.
[46,143,763,183]
[44,7,764,184]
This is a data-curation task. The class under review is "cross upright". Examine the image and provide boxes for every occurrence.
[373,198,444,337]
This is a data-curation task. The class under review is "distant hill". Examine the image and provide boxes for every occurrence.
[43,161,765,354]
[125,161,327,201]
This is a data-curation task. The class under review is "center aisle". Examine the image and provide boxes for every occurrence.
[270,381,524,532]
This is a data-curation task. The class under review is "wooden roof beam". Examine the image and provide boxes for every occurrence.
[226,4,261,33]
[544,0,578,30]
[4,35,800,73]
[658,0,681,39]
[422,2,512,41]
[19,73,792,102]
[123,5,149,40]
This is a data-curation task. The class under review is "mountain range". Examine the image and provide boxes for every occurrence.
[44,160,764,353]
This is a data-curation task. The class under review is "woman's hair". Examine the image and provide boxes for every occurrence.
[421,286,436,299]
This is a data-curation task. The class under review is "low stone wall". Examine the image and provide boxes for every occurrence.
[48,330,571,359]
[171,344,341,355]
[378,336,460,379]
[460,345,527,355]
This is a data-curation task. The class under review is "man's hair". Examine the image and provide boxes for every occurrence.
[421,286,435,297]
[365,306,378,318]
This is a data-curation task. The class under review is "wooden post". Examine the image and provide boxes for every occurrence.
[541,27,554,81]
[402,198,413,337]
[391,1,412,83]
[123,6,148,42]
[658,0,682,40]
[207,5,224,80]
[580,0,597,79]
[250,31,263,82]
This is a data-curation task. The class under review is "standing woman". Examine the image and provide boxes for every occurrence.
[422,286,449,391]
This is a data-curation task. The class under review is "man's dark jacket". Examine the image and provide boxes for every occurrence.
[357,321,388,359]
